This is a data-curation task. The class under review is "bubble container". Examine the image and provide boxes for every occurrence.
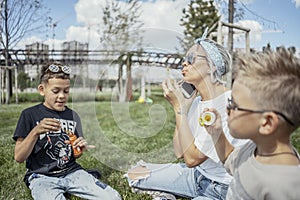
[67,131,82,157]
[199,111,216,126]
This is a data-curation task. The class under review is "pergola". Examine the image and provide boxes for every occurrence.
[0,49,184,103]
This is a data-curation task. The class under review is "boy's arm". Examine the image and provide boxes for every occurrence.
[15,134,39,163]
[203,108,234,163]
[14,118,61,163]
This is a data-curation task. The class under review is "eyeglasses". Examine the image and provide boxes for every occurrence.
[182,53,206,66]
[46,64,71,75]
[227,98,295,126]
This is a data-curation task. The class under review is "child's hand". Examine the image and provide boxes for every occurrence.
[202,108,223,136]
[33,118,61,135]
[72,137,96,152]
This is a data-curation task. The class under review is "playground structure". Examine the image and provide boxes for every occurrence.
[0,20,252,104]
[0,48,183,104]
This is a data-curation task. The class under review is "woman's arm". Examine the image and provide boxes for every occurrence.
[163,79,207,167]
[174,111,207,167]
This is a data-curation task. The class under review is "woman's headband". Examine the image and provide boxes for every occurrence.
[194,28,226,76]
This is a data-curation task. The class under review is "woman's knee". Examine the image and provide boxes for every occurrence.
[127,166,150,181]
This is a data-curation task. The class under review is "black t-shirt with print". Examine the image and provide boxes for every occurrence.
[13,103,83,186]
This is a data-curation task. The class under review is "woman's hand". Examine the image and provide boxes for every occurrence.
[162,79,197,114]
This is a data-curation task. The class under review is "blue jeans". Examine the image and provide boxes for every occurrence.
[193,170,228,200]
[126,162,228,200]
[28,169,121,200]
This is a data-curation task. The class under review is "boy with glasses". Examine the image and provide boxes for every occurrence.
[203,48,300,199]
[13,63,121,200]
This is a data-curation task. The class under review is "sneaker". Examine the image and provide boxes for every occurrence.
[131,188,176,200]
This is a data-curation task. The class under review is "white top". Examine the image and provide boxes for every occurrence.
[188,90,247,184]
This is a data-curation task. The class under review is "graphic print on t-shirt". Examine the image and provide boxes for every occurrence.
[39,119,77,169]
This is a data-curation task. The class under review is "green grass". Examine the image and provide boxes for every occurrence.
[1,93,300,200]
[0,94,185,200]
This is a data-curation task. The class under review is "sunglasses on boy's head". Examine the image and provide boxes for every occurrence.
[46,64,71,75]
[226,98,295,126]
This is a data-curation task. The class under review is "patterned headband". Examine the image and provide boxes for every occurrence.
[194,28,226,76]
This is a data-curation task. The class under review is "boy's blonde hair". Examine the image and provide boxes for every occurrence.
[235,48,300,127]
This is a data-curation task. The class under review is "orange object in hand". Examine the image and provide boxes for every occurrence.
[67,131,82,157]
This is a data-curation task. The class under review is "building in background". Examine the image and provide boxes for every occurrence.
[62,41,89,87]
[24,42,49,81]
[62,41,88,78]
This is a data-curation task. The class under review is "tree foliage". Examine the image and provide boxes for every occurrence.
[100,0,144,51]
[0,0,48,49]
[0,0,48,104]
[179,0,220,51]
[100,0,144,102]
[17,71,30,92]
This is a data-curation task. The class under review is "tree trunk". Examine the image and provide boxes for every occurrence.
[4,0,10,104]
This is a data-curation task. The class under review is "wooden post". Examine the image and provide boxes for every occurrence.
[228,0,234,53]
[216,21,251,88]
[245,31,250,53]
[0,66,3,104]
[217,20,223,45]
[220,21,251,52]
[125,53,133,101]
[14,65,18,104]
[0,65,17,104]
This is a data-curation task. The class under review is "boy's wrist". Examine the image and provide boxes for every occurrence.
[31,127,44,138]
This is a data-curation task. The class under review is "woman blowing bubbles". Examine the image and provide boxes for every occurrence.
[125,29,247,200]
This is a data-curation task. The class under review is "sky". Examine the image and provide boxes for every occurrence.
[21,0,300,55]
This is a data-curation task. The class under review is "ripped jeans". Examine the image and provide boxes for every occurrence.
[126,161,228,200]
[28,169,121,200]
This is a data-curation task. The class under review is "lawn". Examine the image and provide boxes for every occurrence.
[1,92,299,200]
[0,93,184,200]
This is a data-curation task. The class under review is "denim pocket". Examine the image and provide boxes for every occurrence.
[28,173,40,187]
[212,182,228,200]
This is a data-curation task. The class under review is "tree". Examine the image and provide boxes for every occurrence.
[17,71,30,92]
[100,0,144,102]
[101,0,143,51]
[0,0,48,104]
[179,0,220,52]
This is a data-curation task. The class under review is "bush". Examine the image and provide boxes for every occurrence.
[10,90,144,103]
[11,93,44,103]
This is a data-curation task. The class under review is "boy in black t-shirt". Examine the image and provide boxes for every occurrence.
[13,63,121,200]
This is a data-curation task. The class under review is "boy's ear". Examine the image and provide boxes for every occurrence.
[258,112,279,135]
[38,84,45,96]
